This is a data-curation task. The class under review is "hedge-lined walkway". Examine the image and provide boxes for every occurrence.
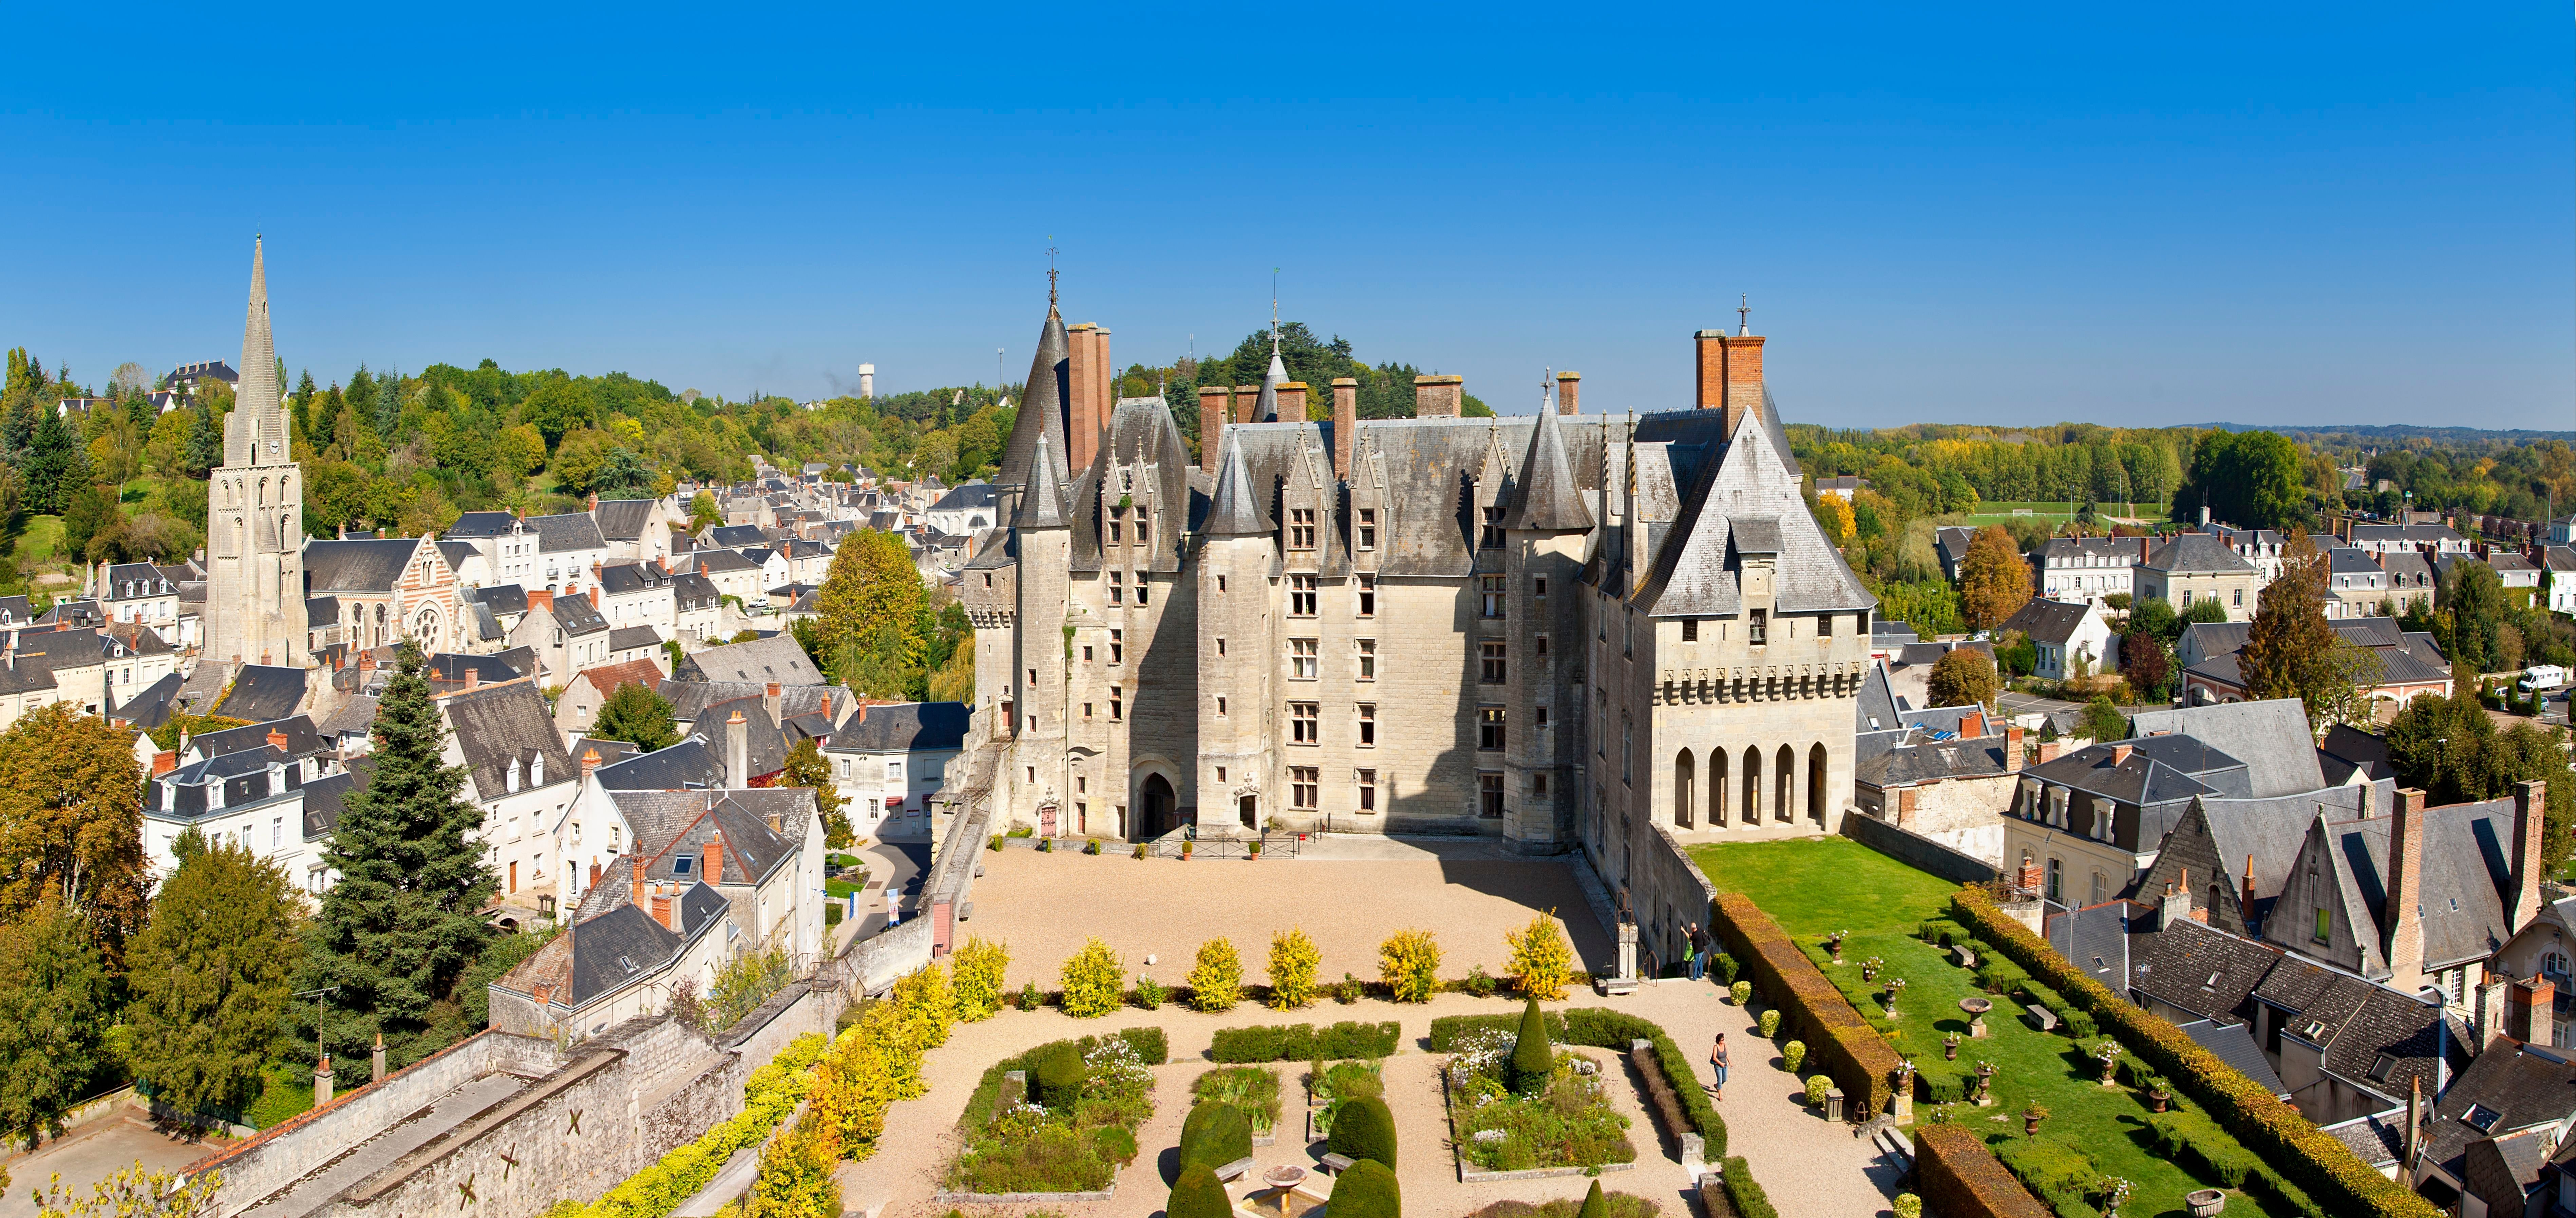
[834,986,1891,1218]
[1690,838,2306,1218]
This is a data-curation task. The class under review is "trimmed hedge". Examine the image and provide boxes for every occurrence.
[1429,1011,1562,1050]
[1918,919,1970,948]
[1031,1043,1085,1108]
[1718,1157,1777,1218]
[1329,1158,1401,1218]
[1510,999,1553,1096]
[1179,1101,1252,1172]
[1708,893,1900,1119]
[1952,887,2439,1218]
[1329,1094,1398,1168]
[2147,1113,2325,1217]
[1209,1021,1401,1063]
[1169,1164,1232,1218]
[1991,1136,2102,1218]
[1912,1123,2050,1218]
[2018,978,2096,1040]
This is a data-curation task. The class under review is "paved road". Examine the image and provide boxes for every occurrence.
[0,1109,226,1218]
[1996,691,2082,720]
[833,838,929,950]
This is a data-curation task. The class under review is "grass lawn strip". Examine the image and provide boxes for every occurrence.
[1689,839,2304,1218]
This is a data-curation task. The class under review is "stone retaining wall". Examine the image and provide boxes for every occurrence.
[1840,810,1999,885]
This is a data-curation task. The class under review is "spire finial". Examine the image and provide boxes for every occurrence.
[1542,366,1553,412]
[1270,268,1282,355]
[1737,294,1750,337]
[1046,237,1059,309]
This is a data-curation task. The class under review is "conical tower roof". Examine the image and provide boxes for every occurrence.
[239,237,280,419]
[1013,429,1068,530]
[1202,431,1272,537]
[997,300,1071,513]
[1253,350,1286,423]
[1500,403,1594,532]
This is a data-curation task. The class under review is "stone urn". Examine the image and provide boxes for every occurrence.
[2096,1044,2122,1086]
[2147,1085,2171,1113]
[1883,977,1907,1018]
[1943,1032,1962,1061]
[1861,957,1881,983]
[2185,1187,2227,1218]
[1827,931,1848,963]
[1973,1061,1996,1105]
[1960,996,1993,1038]
[2023,1105,2047,1136]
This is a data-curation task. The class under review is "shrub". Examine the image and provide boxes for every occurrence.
[988,834,1004,851]
[1188,938,1244,1012]
[1505,910,1576,1000]
[1082,838,1100,855]
[1462,963,1500,997]
[1992,1137,2102,1218]
[1132,843,1147,860]
[1803,1075,1831,1108]
[1270,927,1322,1010]
[1510,997,1553,1096]
[1912,1123,2050,1218]
[1335,972,1364,1004]
[1328,1094,1398,1169]
[1059,937,1124,1017]
[1118,1027,1169,1064]
[1710,952,1740,986]
[1178,1101,1252,1172]
[1893,1195,1921,1218]
[1209,1022,1402,1063]
[1328,1158,1400,1218]
[1757,1010,1780,1038]
[1974,957,2030,998]
[1036,836,1052,852]
[1026,1043,1084,1109]
[1379,929,1442,1003]
[1191,1066,1282,1133]
[1720,1157,1778,1218]
[951,937,1010,1022]
[1707,894,1903,1126]
[1950,886,2436,1218]
[1133,975,1166,1010]
[1576,1181,1607,1218]
[1167,1165,1231,1218]
[1436,1008,1725,1160]
[1091,1124,1137,1164]
[1781,1041,1806,1074]
[1728,980,1751,1006]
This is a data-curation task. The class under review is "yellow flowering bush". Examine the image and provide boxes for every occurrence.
[1268,927,1321,1010]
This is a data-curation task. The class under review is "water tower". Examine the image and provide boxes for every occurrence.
[858,363,875,399]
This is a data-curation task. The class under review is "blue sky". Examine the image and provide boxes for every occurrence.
[3,3,2567,429]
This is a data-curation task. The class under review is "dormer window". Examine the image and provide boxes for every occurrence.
[507,758,522,793]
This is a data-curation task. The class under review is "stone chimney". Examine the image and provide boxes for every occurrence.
[1276,381,1308,423]
[465,667,480,691]
[703,833,724,886]
[1234,384,1262,425]
[2512,780,2549,930]
[1198,388,1230,473]
[2387,788,2428,994]
[1331,378,1359,476]
[2160,878,2193,930]
[1556,371,1581,416]
[727,710,749,787]
[314,1055,333,1107]
[1413,375,1463,418]
[2004,725,2024,773]
[765,681,782,726]
[630,863,646,908]
[372,1033,386,1084]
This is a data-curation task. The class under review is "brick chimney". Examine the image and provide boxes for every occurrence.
[2110,743,2134,765]
[2512,780,2549,930]
[1276,381,1308,423]
[630,863,646,908]
[588,585,600,608]
[1556,371,1580,416]
[581,747,601,776]
[1234,384,1261,425]
[649,885,674,930]
[727,710,749,788]
[529,589,554,612]
[1331,378,1358,475]
[1960,709,1986,738]
[1066,323,1099,471]
[360,649,378,673]
[2004,725,2024,773]
[1198,387,1230,473]
[703,833,724,886]
[1413,375,1463,418]
[2242,853,2258,925]
[2037,740,2062,765]
[152,750,177,777]
[1695,329,1766,439]
[766,811,782,834]
[818,691,832,720]
[588,859,601,888]
[267,728,289,751]
[2387,788,2428,994]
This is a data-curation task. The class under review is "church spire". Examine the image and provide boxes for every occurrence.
[239,237,280,421]
[997,285,1072,522]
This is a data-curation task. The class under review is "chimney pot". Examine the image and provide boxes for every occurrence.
[267,728,289,751]
[581,747,601,773]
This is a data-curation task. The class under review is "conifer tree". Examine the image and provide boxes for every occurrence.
[302,640,495,1065]
[0,891,112,1145]
[125,829,304,1116]
[185,400,222,478]
[23,406,86,514]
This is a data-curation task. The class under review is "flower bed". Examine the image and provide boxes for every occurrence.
[943,1032,1160,1196]
[1428,1007,1726,1158]
[1191,1066,1281,1141]
[1463,1193,1663,1218]
[1443,1026,1636,1175]
[1951,887,2437,1218]
[1306,1059,1384,1141]
[1912,1123,2050,1218]
[1708,892,1901,1119]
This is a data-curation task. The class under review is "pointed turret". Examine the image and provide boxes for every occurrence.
[1500,404,1594,532]
[1202,433,1271,537]
[1014,429,1068,530]
[240,238,280,418]
[998,299,1072,523]
[1253,351,1286,423]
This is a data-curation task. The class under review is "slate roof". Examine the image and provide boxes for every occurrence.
[673,634,823,685]
[2142,532,2258,575]
[673,573,720,607]
[705,525,769,549]
[525,512,608,554]
[303,538,427,594]
[609,625,664,652]
[1012,431,1068,529]
[190,715,326,762]
[1497,406,1594,533]
[113,671,183,729]
[443,511,522,539]
[445,682,577,803]
[305,595,339,624]
[1201,433,1271,538]
[2129,699,2328,798]
[2027,735,2242,804]
[2184,784,2386,935]
[2422,1040,2576,1176]
[2046,900,2138,992]
[465,583,529,618]
[1856,663,1902,732]
[318,694,380,741]
[2324,1113,2405,1172]
[593,499,662,541]
[826,701,969,753]
[614,789,812,888]
[592,735,725,790]
[598,563,674,596]
[1998,597,2095,648]
[689,548,762,575]
[1855,732,2013,789]
[2034,536,2148,567]
[2319,724,2395,784]
[548,593,610,637]
[997,307,1073,516]
[658,679,845,728]
[927,483,997,514]
[216,665,307,722]
[2311,796,2521,972]
[2174,1018,2289,1097]
[1628,407,1872,617]
[300,756,373,841]
[2327,546,2384,577]
[2129,916,2282,1022]
[436,541,480,575]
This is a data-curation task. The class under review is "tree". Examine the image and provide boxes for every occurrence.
[780,740,852,849]
[1958,526,2031,631]
[184,400,223,480]
[1927,648,2000,710]
[926,641,975,705]
[2121,631,2171,700]
[2239,533,2343,731]
[2180,598,2230,626]
[2129,596,2180,642]
[63,484,122,562]
[124,830,304,1116]
[1576,1181,1608,1218]
[591,448,655,498]
[23,407,88,516]
[302,640,496,1066]
[1509,996,1552,1096]
[0,704,151,960]
[689,490,724,532]
[949,937,1009,1021]
[2176,430,2306,531]
[2440,560,2507,676]
[1167,1165,1232,1218]
[0,893,112,1145]
[590,681,678,751]
[2313,640,2388,733]
[1267,927,1320,1010]
[26,1162,220,1218]
[2078,697,2128,744]
[816,531,926,670]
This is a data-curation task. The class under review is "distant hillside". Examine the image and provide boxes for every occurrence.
[2187,421,2576,445]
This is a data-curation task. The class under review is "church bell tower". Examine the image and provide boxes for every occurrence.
[205,238,309,668]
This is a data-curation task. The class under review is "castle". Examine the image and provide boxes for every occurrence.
[961,290,1879,895]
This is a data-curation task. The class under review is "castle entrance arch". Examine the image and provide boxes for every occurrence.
[1138,773,1177,841]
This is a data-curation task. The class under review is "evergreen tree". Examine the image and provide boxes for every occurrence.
[302,640,495,1065]
[185,400,223,479]
[0,891,113,1145]
[2439,560,2507,676]
[591,681,679,751]
[124,829,304,1116]
[23,407,86,515]
[1,395,33,456]
[780,739,852,849]
[1509,996,1552,1095]
[374,368,403,441]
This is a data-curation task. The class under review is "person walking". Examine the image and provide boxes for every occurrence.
[1684,924,1702,981]
[1709,1033,1729,1100]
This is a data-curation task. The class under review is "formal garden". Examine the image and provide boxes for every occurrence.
[943,1027,1167,1196]
[1689,837,2323,1218]
[1442,1000,1639,1175]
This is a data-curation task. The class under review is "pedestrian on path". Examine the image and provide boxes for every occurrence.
[1709,1033,1729,1100]
[1685,924,1702,981]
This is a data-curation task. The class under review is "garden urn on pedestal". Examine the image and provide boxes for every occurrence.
[2096,1043,2121,1086]
[1973,1062,1996,1106]
[1960,996,1992,1037]
[1943,1032,1962,1061]
[2023,1104,2047,1136]
[1827,931,1847,963]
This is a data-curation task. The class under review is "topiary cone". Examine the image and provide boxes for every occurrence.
[1168,1164,1232,1218]
[1576,1180,1607,1218]
[1327,1094,1398,1169]
[1328,1158,1401,1218]
[1511,995,1552,1096]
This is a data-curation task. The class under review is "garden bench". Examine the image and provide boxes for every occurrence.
[2023,1004,2058,1032]
[1319,1153,1356,1175]
[1950,944,1977,969]
[1214,1157,1256,1183]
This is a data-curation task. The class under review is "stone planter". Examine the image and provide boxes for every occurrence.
[2023,1111,2045,1136]
[2147,1088,2170,1113]
[2185,1188,2226,1217]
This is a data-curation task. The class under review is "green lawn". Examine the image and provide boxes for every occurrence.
[15,514,63,566]
[1689,839,2300,1218]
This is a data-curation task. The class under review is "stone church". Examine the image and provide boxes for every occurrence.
[206,238,309,668]
[961,288,1878,878]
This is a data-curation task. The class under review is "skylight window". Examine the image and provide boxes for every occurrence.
[2301,1019,2328,1040]
[2464,1103,2505,1134]
[2368,1054,2397,1083]
[617,955,639,975]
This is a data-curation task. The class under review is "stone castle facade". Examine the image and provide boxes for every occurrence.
[205,238,309,667]
[962,293,1878,887]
